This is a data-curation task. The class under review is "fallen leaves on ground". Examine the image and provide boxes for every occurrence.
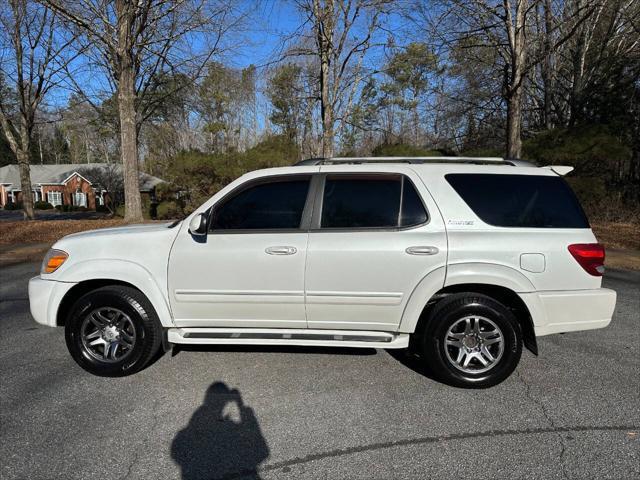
[591,222,640,250]
[0,219,126,246]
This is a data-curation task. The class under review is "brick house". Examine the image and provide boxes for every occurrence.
[0,163,164,210]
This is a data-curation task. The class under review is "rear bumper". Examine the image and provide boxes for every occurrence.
[520,288,617,336]
[28,276,77,327]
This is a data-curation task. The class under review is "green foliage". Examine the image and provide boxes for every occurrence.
[4,202,22,210]
[198,62,256,152]
[372,144,442,157]
[0,134,15,167]
[267,64,305,140]
[523,125,631,172]
[523,126,637,222]
[460,147,503,158]
[158,135,300,215]
[382,42,437,110]
[156,201,182,220]
[54,204,88,212]
[34,201,53,210]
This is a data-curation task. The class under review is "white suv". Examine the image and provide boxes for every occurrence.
[28,157,617,388]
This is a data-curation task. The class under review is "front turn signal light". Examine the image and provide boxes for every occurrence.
[41,249,68,274]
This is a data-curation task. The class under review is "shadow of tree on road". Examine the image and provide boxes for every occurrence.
[171,382,269,480]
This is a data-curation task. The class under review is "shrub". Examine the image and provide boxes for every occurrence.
[4,202,22,210]
[155,135,300,216]
[156,201,182,220]
[523,125,637,223]
[371,143,443,157]
[34,201,53,210]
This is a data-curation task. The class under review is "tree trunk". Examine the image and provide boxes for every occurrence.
[118,65,144,223]
[17,148,35,219]
[321,98,334,157]
[506,90,523,158]
[315,0,335,158]
[116,1,143,223]
[504,0,528,159]
[542,0,553,130]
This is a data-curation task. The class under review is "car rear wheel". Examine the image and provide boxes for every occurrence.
[421,293,522,388]
[65,286,162,376]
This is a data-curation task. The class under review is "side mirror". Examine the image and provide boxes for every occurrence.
[188,213,207,236]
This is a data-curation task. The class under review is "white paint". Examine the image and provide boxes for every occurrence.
[27,161,617,353]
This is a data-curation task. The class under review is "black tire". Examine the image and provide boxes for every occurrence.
[421,293,522,388]
[65,286,162,377]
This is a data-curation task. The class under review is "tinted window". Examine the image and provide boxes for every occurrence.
[320,175,428,228]
[211,177,310,230]
[401,179,429,226]
[445,174,589,228]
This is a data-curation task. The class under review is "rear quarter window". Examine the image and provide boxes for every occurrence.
[445,173,589,228]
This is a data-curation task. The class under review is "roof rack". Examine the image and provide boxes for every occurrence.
[295,156,535,167]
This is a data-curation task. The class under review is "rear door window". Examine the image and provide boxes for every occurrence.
[320,175,428,229]
[445,173,589,228]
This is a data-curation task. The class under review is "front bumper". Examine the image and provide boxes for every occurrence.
[28,276,77,327]
[520,288,617,336]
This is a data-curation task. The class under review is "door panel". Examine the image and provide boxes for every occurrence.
[305,228,446,330]
[305,171,447,331]
[168,174,313,328]
[168,232,308,328]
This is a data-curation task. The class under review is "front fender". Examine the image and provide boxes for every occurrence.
[59,259,174,327]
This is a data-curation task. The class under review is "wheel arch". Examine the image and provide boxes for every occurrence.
[429,284,537,355]
[400,264,538,355]
[54,260,174,328]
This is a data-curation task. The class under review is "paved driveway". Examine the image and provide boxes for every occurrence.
[0,263,638,479]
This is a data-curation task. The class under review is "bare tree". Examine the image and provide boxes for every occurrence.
[0,0,78,219]
[418,0,601,158]
[79,164,124,214]
[292,0,390,157]
[42,0,242,222]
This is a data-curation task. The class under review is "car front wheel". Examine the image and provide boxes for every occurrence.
[421,293,522,388]
[65,286,162,376]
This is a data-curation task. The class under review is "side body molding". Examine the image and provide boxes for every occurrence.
[58,259,175,327]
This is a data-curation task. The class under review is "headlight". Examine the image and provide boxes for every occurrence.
[41,249,68,274]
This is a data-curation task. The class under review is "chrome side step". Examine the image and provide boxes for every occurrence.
[167,328,409,349]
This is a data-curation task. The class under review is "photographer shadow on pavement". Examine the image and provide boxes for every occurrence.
[171,382,269,480]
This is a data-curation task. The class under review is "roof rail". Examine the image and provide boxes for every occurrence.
[294,156,532,166]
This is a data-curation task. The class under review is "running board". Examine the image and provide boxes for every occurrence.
[167,328,409,349]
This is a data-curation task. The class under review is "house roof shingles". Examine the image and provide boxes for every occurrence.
[0,163,164,191]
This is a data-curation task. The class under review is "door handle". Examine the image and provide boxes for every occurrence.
[265,246,297,255]
[406,246,439,256]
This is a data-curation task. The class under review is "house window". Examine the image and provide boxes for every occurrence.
[47,191,62,206]
[74,192,87,207]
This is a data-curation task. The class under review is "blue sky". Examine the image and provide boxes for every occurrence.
[45,0,411,109]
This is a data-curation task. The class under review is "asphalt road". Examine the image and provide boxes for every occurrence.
[1,262,638,480]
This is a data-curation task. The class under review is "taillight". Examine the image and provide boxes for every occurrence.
[568,243,605,276]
